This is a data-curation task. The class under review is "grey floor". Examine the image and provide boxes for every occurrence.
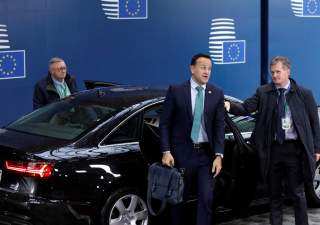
[219,207,320,225]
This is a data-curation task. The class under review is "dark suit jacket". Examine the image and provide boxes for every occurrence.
[33,73,77,110]
[159,80,225,167]
[230,79,320,182]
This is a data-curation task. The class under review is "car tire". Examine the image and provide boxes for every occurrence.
[305,161,320,207]
[101,188,149,225]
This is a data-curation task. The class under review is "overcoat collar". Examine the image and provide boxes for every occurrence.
[265,78,298,94]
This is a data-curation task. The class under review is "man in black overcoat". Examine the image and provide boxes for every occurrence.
[33,57,77,110]
[225,56,320,225]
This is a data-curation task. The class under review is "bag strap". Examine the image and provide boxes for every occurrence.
[147,183,167,216]
[147,164,175,216]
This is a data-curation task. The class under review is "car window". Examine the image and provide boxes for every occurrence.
[143,105,162,130]
[6,101,120,140]
[229,114,255,133]
[101,114,141,145]
[140,104,162,163]
[225,113,255,139]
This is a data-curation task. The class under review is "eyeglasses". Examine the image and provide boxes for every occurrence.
[55,66,67,71]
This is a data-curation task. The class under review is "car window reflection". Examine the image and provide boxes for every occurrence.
[6,101,120,140]
[226,113,255,139]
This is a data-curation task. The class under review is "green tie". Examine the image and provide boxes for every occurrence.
[191,86,204,142]
[56,82,71,99]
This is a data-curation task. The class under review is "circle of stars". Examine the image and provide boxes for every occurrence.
[307,0,318,15]
[227,43,240,61]
[125,0,141,16]
[0,54,17,76]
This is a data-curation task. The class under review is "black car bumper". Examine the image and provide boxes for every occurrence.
[0,190,92,225]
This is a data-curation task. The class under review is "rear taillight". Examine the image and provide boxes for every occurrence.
[4,160,54,178]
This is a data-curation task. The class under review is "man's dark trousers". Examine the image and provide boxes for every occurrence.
[269,141,308,225]
[170,145,215,225]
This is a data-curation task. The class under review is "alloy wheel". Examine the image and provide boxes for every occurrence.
[313,163,320,199]
[109,194,149,225]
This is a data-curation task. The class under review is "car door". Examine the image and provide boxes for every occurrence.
[216,112,260,213]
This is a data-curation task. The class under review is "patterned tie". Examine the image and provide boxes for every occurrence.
[276,88,286,144]
[56,82,70,99]
[191,86,204,142]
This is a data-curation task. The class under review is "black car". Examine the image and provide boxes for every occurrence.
[0,85,319,225]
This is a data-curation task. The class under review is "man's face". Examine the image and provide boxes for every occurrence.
[50,61,67,82]
[271,62,290,87]
[190,57,212,85]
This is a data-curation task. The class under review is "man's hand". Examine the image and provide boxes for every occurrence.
[224,101,230,112]
[162,152,175,167]
[315,153,320,162]
[212,156,222,177]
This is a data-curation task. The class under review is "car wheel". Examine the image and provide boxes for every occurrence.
[305,161,320,207]
[101,188,149,225]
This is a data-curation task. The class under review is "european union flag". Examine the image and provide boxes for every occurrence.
[303,0,320,16]
[0,50,25,80]
[119,0,147,19]
[222,40,246,64]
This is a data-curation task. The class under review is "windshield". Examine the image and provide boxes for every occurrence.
[7,99,122,140]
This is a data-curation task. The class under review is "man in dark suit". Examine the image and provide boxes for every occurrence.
[159,53,224,225]
[225,56,320,225]
[33,57,77,110]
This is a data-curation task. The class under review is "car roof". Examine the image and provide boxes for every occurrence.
[70,85,166,108]
[70,85,243,109]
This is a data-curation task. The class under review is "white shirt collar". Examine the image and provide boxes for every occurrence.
[190,78,206,90]
[275,80,290,90]
[51,76,65,86]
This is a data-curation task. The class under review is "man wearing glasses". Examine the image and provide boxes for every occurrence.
[33,57,77,110]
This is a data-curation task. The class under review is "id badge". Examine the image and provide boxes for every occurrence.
[282,117,291,130]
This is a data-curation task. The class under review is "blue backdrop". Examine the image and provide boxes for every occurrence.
[269,0,320,100]
[0,0,318,125]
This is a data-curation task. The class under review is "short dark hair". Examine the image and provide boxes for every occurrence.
[190,53,211,65]
[270,56,291,70]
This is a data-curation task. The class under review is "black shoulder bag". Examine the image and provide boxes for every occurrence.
[147,162,184,216]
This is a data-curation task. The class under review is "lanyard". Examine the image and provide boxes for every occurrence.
[284,100,289,115]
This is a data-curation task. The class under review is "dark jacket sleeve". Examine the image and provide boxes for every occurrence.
[159,86,175,153]
[68,76,78,93]
[212,89,225,155]
[33,82,46,110]
[230,88,260,116]
[304,89,320,153]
